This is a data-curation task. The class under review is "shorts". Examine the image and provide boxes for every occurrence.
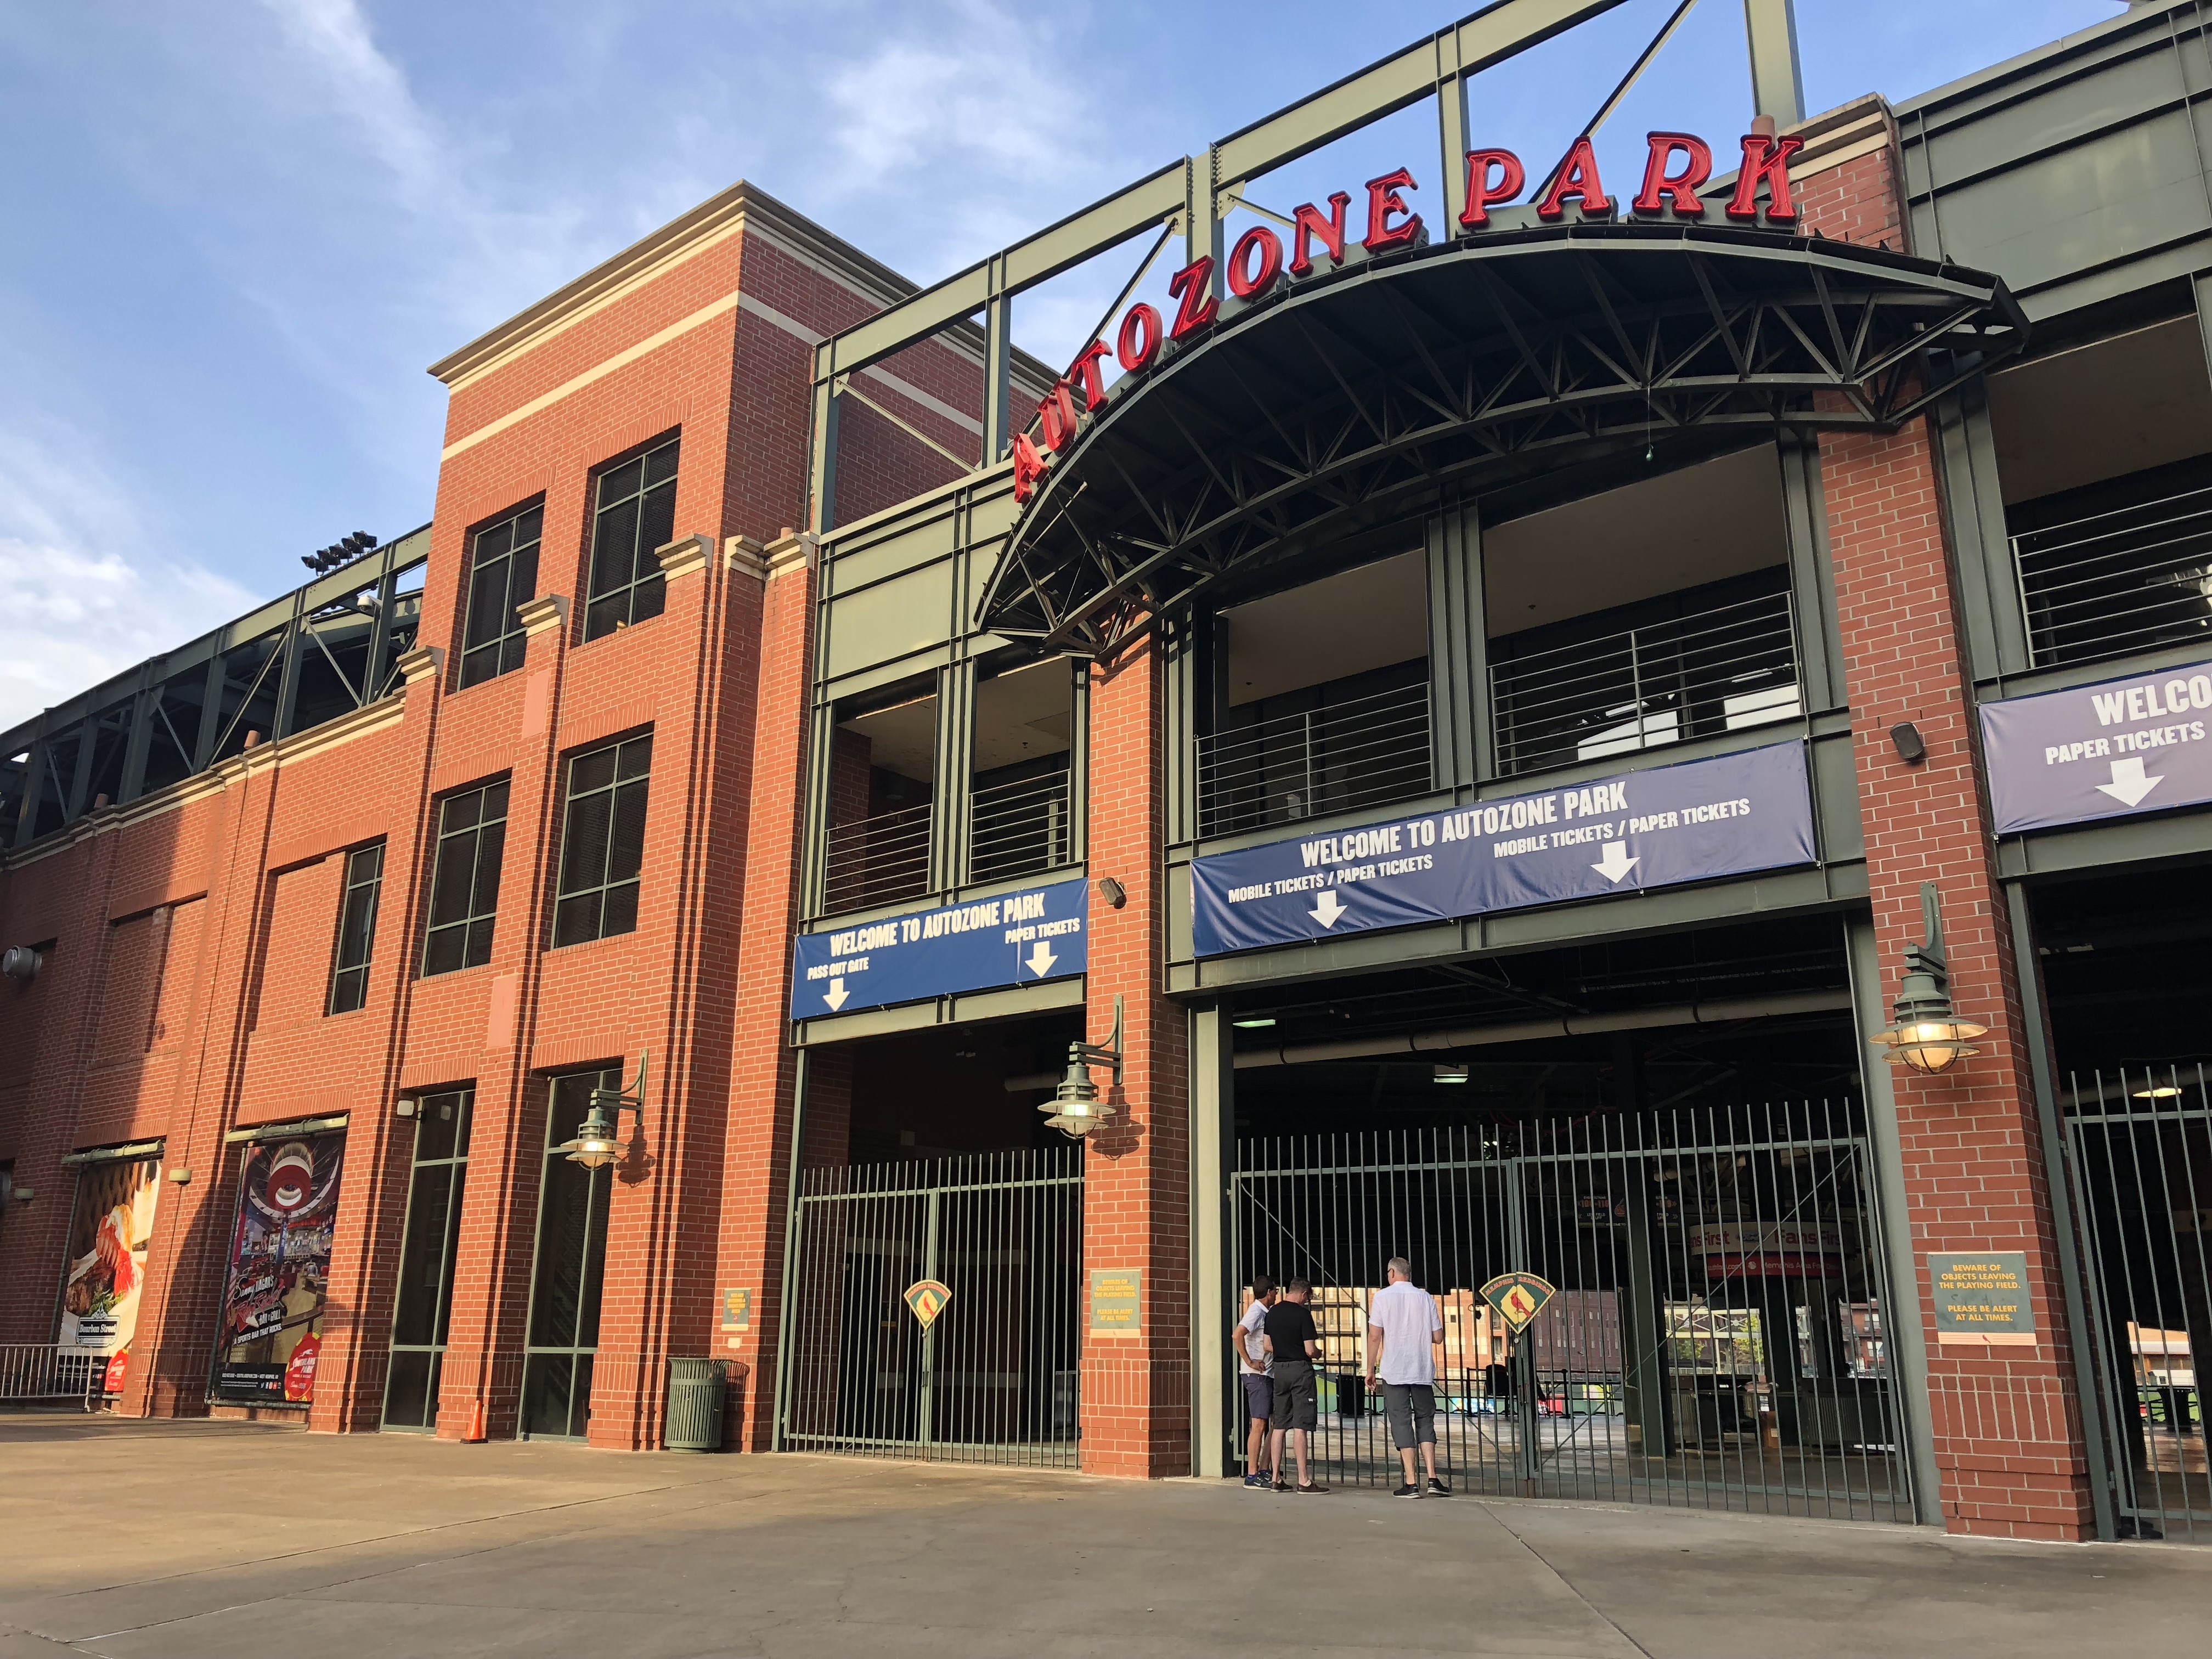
[1385,1381,1437,1449]
[1271,1359,1318,1432]
[1242,1372,1273,1423]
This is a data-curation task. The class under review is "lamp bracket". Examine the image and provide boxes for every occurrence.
[1068,995,1125,1081]
[590,1048,651,1126]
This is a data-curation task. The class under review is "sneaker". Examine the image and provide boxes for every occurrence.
[1243,1472,1269,1489]
[1393,1483,1422,1498]
[1295,1482,1330,1494]
[1426,1477,1452,1497]
[1273,1477,1291,1492]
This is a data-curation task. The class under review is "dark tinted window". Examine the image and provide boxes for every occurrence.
[422,780,509,976]
[583,438,678,641]
[459,503,544,687]
[326,842,385,1014]
[552,733,652,947]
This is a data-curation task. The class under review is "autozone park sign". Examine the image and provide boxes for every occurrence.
[1011,129,1807,504]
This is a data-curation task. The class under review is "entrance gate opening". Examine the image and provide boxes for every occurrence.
[780,1146,1081,1465]
[1233,1102,1906,1518]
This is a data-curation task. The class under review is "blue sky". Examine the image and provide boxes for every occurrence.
[0,0,2125,729]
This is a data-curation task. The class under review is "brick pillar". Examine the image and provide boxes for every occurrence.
[1821,421,2095,1540]
[1079,641,1189,1477]
[716,532,816,1450]
[435,603,572,1442]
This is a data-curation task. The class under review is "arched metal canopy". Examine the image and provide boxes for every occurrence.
[978,221,2027,657]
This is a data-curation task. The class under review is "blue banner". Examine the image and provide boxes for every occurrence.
[1980,658,2212,834]
[1190,742,1815,958]
[791,876,1088,1019]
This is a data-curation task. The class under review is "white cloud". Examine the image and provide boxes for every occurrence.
[0,427,254,734]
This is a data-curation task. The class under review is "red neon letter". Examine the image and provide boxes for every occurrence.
[1458,149,1525,228]
[1363,167,1423,252]
[1289,191,1351,275]
[1167,257,1218,341]
[1728,133,1805,223]
[1227,225,1284,298]
[1012,432,1048,504]
[1117,302,1163,374]
[1037,382,1081,453]
[1532,136,1613,221]
[1067,339,1112,412]
[1633,132,1711,218]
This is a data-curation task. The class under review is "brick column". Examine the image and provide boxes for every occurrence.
[1079,641,1189,1477]
[716,531,816,1449]
[435,603,571,1441]
[1821,421,2095,1540]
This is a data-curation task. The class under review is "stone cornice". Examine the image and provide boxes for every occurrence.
[656,535,713,580]
[517,595,570,637]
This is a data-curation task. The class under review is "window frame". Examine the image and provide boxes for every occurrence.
[458,499,545,689]
[518,1069,617,1440]
[582,435,680,642]
[379,1087,472,1433]
[551,731,653,949]
[420,778,511,977]
[325,840,386,1015]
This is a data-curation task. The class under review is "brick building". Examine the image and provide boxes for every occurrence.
[4,2,2210,1546]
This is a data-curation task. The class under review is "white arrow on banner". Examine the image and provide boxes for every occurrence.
[1592,842,1640,884]
[1024,941,1058,977]
[1310,890,1348,928]
[2095,756,2165,807]
[823,978,849,1011]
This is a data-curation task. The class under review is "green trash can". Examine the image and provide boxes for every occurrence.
[665,1358,728,1452]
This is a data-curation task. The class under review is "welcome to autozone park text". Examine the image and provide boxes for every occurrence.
[1216,784,1757,904]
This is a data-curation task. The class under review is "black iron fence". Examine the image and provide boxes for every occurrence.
[778,1147,1082,1465]
[1199,681,1431,839]
[822,803,932,914]
[2064,1067,2210,1543]
[1491,591,1800,777]
[969,770,1072,884]
[2016,486,2212,669]
[1232,1104,1907,1520]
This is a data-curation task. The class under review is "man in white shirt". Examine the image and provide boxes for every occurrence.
[1364,1257,1449,1497]
[1233,1276,1279,1489]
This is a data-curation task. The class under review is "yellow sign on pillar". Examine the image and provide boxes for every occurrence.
[904,1279,952,1330]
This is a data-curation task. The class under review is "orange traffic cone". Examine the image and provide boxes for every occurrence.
[465,1400,486,1443]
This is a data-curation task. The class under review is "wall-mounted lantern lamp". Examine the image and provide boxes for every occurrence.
[1874,884,1986,1075]
[1041,997,1122,1138]
[559,1050,648,1168]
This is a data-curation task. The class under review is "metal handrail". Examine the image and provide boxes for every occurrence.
[969,768,1072,884]
[1492,591,1799,777]
[823,802,932,913]
[1198,680,1431,838]
[2013,483,2212,669]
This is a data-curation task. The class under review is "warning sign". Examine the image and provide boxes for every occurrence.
[1927,1251,2037,1346]
[1480,1271,1558,1333]
[903,1279,952,1330]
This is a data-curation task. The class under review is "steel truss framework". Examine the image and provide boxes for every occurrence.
[980,224,2027,658]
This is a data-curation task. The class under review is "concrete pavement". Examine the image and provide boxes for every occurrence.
[0,1415,2203,1657]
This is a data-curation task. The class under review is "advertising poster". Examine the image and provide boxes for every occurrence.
[211,1132,345,1403]
[58,1155,164,1395]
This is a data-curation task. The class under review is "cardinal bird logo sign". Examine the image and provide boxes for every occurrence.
[903,1280,952,1330]
[1481,1271,1558,1334]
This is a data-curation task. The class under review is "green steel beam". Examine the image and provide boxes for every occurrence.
[1742,0,1804,127]
[809,1,1634,388]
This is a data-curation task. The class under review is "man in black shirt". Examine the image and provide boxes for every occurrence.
[1262,1279,1328,1493]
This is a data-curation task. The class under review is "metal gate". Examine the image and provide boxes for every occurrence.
[777,1147,1082,1465]
[1232,1101,1909,1519]
[2064,1068,2210,1542]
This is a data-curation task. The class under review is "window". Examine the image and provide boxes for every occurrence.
[381,1089,471,1431]
[459,503,543,688]
[552,733,652,947]
[422,780,509,976]
[521,1070,616,1439]
[325,842,385,1014]
[583,437,678,641]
